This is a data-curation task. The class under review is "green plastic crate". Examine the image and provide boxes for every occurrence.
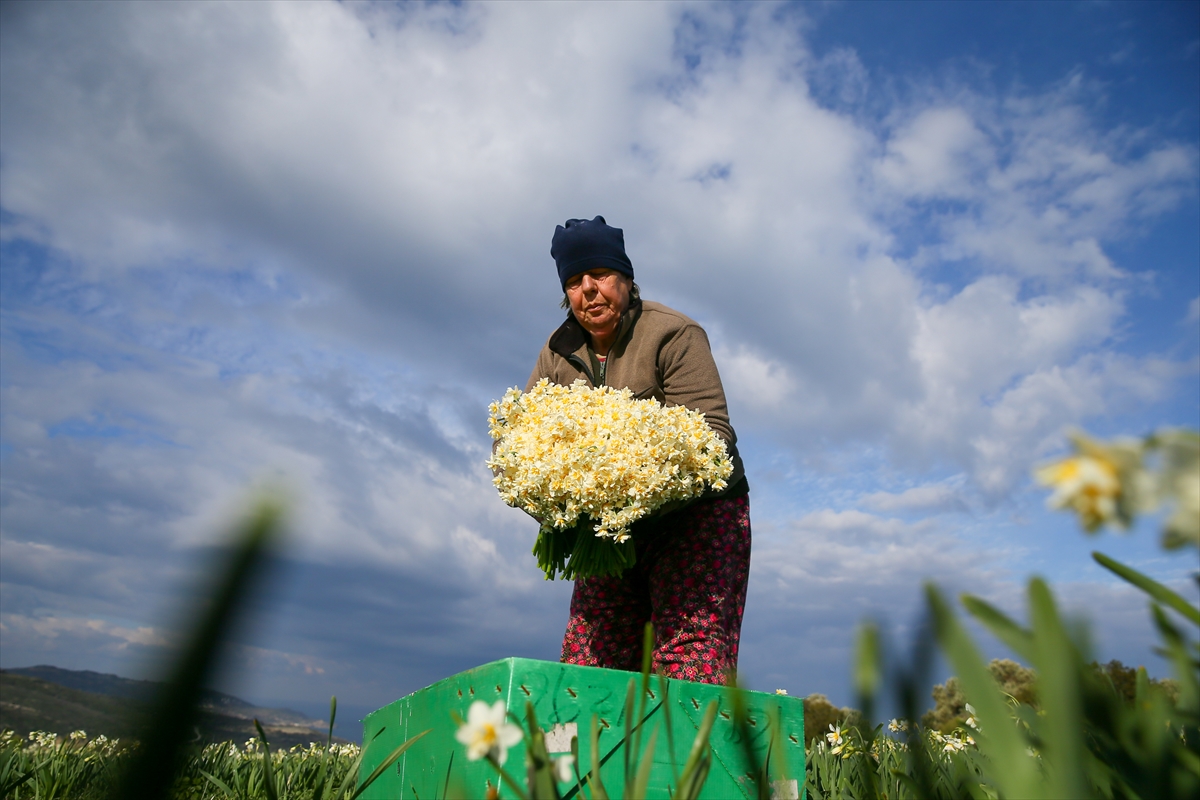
[358,657,804,799]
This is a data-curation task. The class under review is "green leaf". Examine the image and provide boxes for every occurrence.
[622,678,635,788]
[853,623,881,729]
[961,594,1036,662]
[1151,604,1199,715]
[198,769,235,799]
[926,583,1042,799]
[767,704,789,787]
[629,727,658,800]
[346,729,432,800]
[524,702,558,800]
[312,696,337,800]
[1026,577,1088,800]
[115,499,283,800]
[675,700,716,800]
[656,674,679,790]
[633,622,653,770]
[588,714,610,800]
[255,719,280,800]
[1093,551,1200,626]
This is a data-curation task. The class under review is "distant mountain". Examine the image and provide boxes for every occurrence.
[0,672,145,741]
[6,665,321,728]
[1,666,347,747]
[6,665,159,702]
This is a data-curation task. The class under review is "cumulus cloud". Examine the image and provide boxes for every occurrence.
[0,613,169,651]
[860,484,969,514]
[741,509,1006,691]
[878,107,992,199]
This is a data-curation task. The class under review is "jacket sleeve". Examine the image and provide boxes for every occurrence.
[657,324,736,448]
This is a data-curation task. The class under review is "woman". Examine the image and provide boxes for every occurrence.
[526,216,751,684]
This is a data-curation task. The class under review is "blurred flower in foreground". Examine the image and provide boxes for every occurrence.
[1152,429,1200,548]
[1035,432,1143,531]
[554,754,576,783]
[456,700,523,765]
[1036,428,1198,548]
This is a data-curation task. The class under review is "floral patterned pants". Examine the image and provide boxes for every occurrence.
[560,494,751,684]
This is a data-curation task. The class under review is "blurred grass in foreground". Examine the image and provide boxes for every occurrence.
[3,429,1196,798]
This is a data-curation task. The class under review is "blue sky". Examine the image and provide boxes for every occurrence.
[2,1,1197,738]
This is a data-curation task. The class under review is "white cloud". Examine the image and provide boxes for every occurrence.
[860,483,969,514]
[0,614,169,650]
[878,107,992,199]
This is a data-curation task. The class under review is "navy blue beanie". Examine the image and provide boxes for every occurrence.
[551,216,634,290]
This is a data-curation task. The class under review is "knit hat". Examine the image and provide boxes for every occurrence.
[551,216,634,290]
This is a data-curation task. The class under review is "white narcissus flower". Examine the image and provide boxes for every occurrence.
[963,702,980,731]
[1035,431,1151,533]
[554,754,576,783]
[487,379,732,542]
[455,700,523,765]
[1036,453,1122,530]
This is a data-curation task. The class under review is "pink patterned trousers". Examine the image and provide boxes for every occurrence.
[560,494,751,684]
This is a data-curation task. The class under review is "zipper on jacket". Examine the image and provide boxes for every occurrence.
[566,354,596,386]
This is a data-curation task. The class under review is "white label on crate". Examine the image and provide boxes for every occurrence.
[544,722,578,753]
[770,779,800,800]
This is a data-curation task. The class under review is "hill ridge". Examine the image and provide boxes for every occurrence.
[1,666,346,747]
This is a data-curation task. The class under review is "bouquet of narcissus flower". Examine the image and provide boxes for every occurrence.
[488,378,733,579]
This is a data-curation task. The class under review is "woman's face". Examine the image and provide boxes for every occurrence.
[565,268,631,341]
[566,268,633,340]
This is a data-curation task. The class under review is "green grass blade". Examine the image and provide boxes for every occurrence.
[676,700,717,800]
[1027,578,1088,800]
[113,499,282,800]
[588,715,609,800]
[346,729,431,800]
[312,696,337,800]
[656,674,679,789]
[1151,604,1199,714]
[853,623,881,729]
[1093,551,1200,626]
[334,727,385,799]
[961,594,1036,661]
[485,756,531,800]
[630,727,658,800]
[623,677,635,788]
[635,622,653,762]
[729,687,769,800]
[441,749,454,800]
[768,704,788,787]
[570,728,588,800]
[926,582,1041,799]
[255,719,280,800]
[524,701,558,800]
[198,769,236,798]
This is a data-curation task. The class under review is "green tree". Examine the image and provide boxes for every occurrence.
[922,659,1037,732]
[1090,659,1180,706]
[802,694,855,745]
